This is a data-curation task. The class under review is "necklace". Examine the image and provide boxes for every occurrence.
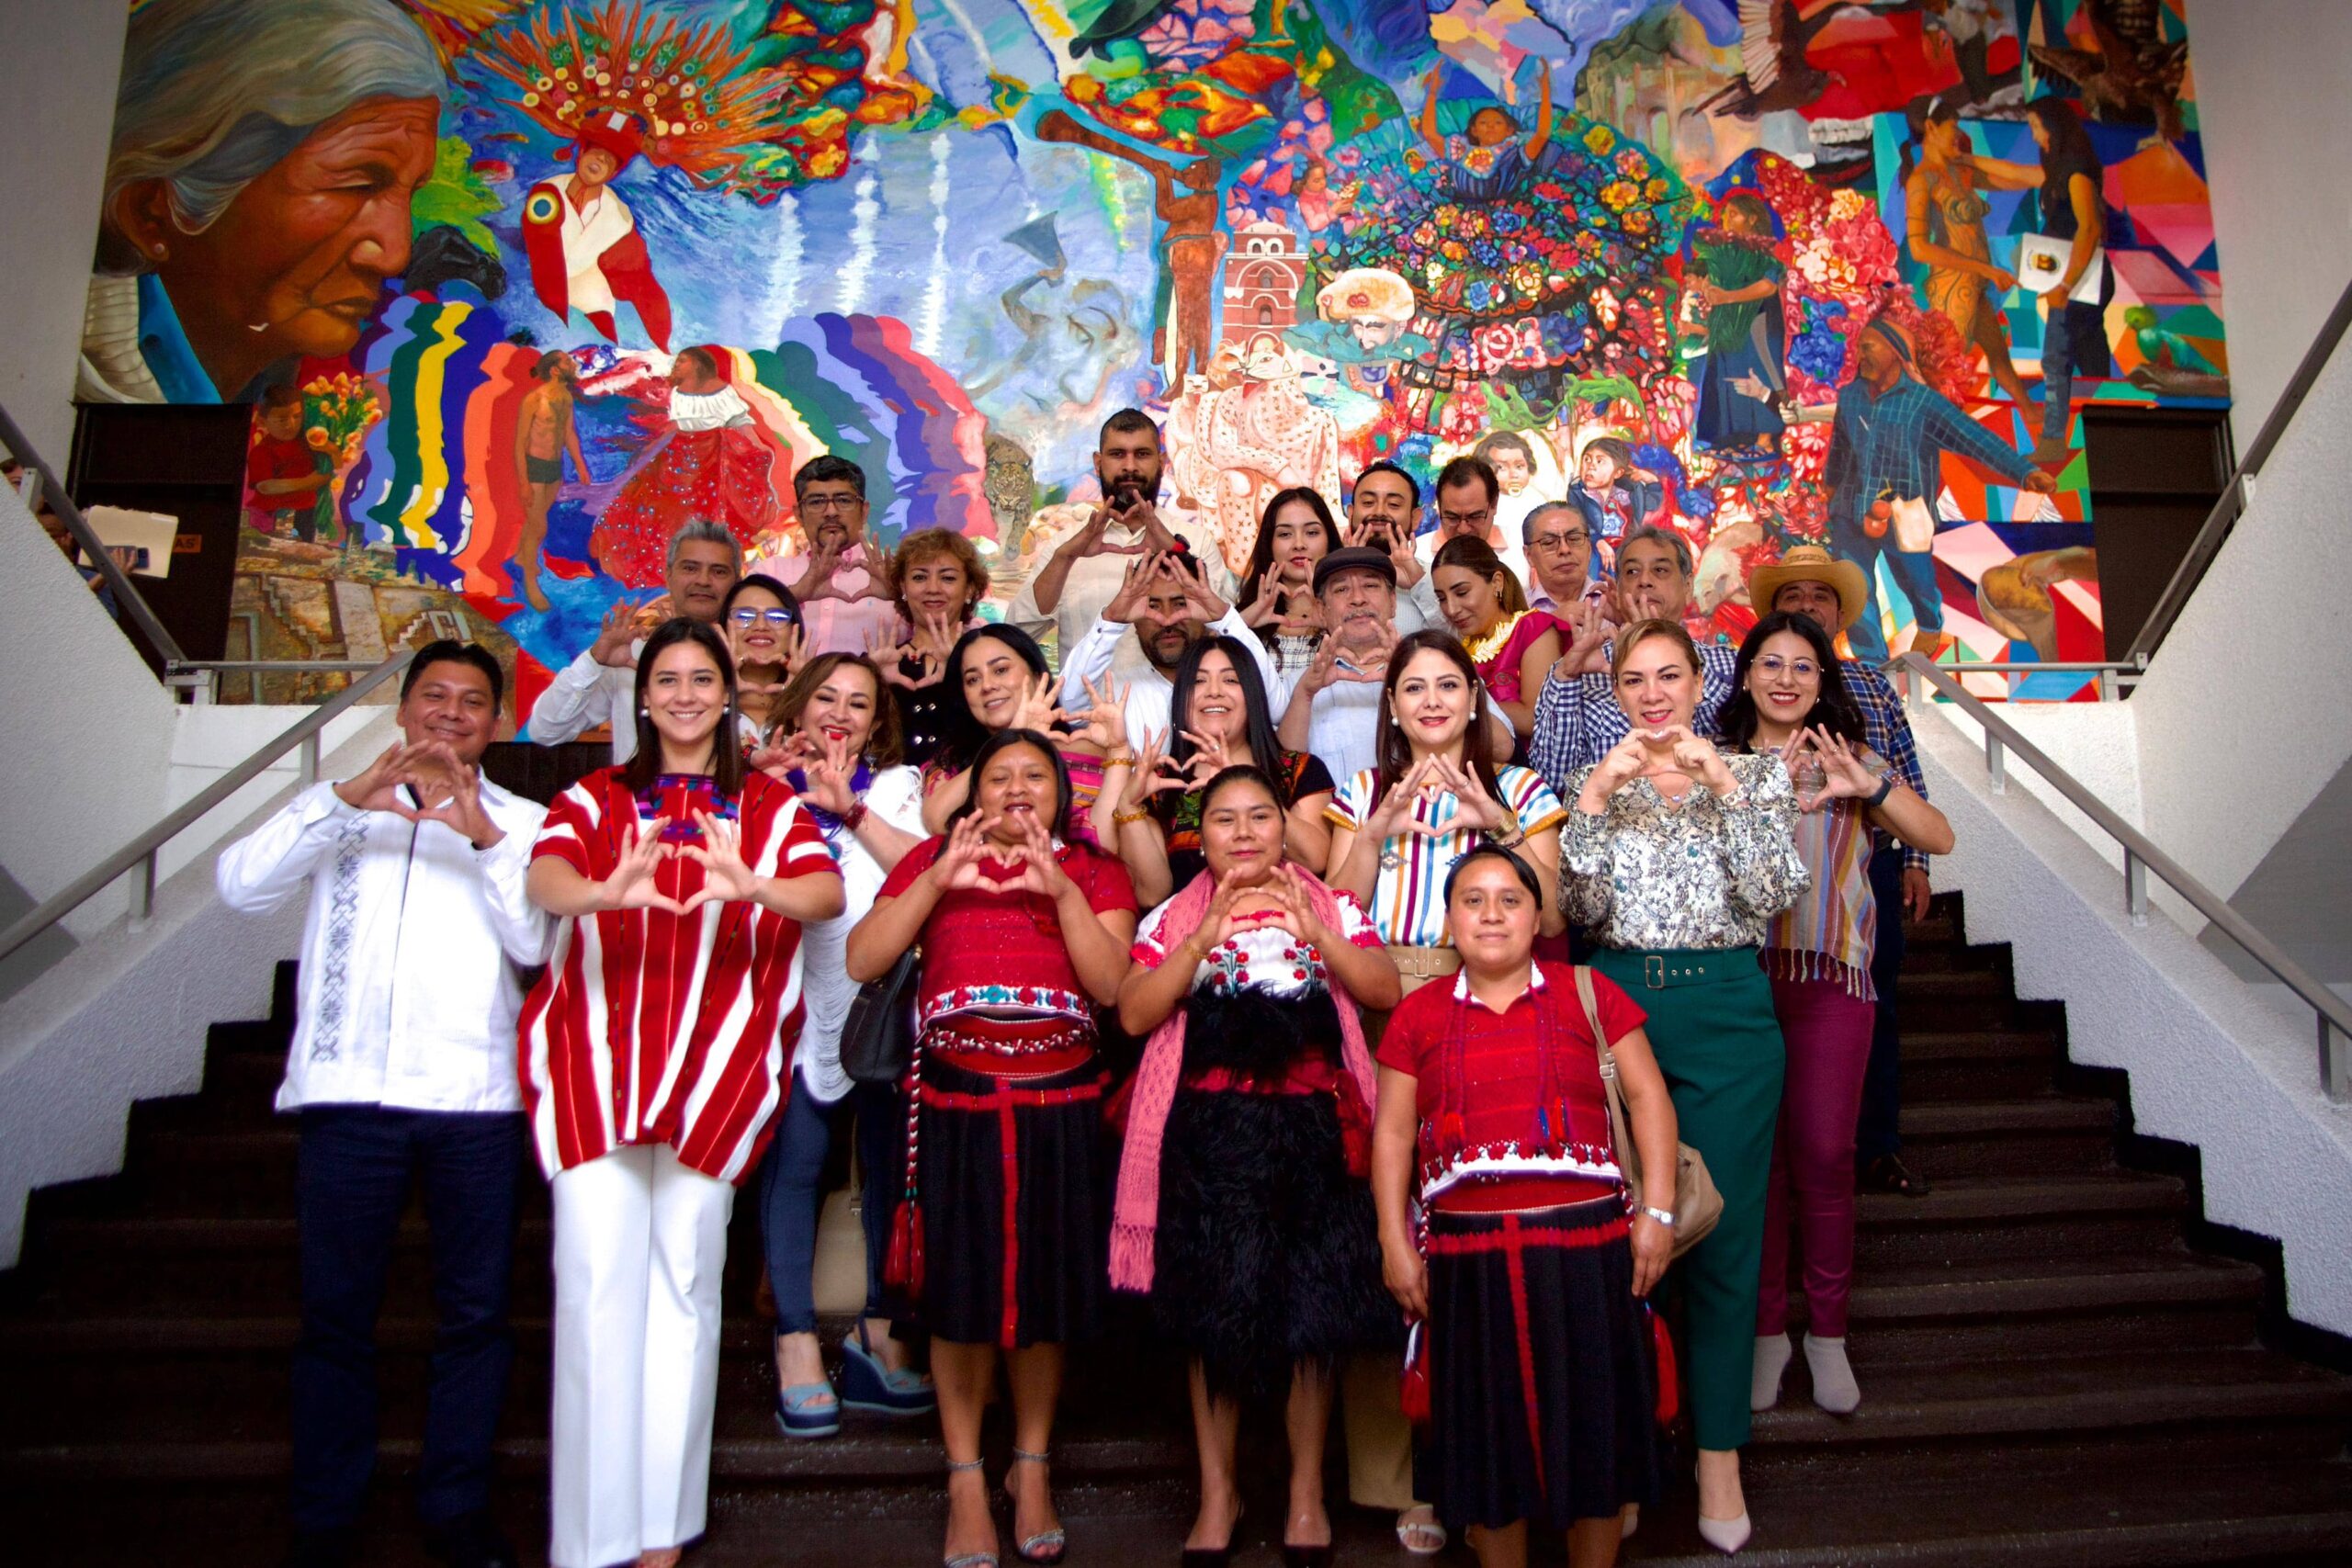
[1461,610,1526,665]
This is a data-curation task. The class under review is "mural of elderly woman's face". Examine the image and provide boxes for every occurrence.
[115,94,439,399]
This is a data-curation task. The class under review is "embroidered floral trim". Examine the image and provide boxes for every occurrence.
[1418,1139,1622,1204]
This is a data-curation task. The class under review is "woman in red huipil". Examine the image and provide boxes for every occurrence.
[846,728,1138,1568]
[521,616,844,1568]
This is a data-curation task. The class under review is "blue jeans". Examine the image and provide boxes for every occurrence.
[1854,846,1908,1164]
[2041,299,2110,446]
[1833,512,1942,664]
[291,1105,526,1532]
[755,1078,904,1335]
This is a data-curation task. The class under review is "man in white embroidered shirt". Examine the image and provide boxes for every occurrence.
[525,519,744,762]
[1054,546,1286,748]
[217,642,553,1568]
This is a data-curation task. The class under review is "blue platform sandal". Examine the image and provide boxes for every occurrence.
[840,1318,936,1416]
[773,1329,842,1438]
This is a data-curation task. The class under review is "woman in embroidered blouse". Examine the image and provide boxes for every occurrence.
[1095,635,1335,906]
[722,573,807,743]
[1238,487,1339,682]
[1111,765,1401,1563]
[745,653,938,1438]
[1373,846,1677,1568]
[521,617,845,1568]
[844,729,1138,1568]
[1718,615,1950,1419]
[1563,617,1804,1554]
[1431,536,1561,741]
[918,624,1115,848]
[1321,629,1567,1553]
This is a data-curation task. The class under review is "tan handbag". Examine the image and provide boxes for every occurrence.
[1572,966,1724,1259]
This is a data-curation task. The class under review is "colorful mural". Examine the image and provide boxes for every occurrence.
[81,0,2226,714]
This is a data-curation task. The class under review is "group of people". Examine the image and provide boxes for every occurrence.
[222,410,1953,1568]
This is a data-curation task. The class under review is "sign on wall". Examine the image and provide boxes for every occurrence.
[81,0,2225,713]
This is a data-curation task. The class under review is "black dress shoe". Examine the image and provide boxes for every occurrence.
[1860,1153,1930,1197]
[283,1529,357,1568]
[424,1511,521,1568]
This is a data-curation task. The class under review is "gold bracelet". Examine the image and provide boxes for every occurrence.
[1113,807,1152,826]
[1104,751,1136,770]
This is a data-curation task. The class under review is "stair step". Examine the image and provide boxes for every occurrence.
[1896,1096,2117,1178]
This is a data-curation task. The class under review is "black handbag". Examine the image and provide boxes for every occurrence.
[840,946,921,1084]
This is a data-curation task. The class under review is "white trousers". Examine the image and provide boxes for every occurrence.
[549,1144,736,1568]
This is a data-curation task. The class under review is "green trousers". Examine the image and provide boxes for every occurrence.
[1590,946,1784,1451]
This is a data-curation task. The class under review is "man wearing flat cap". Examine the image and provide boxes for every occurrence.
[1826,311,2054,663]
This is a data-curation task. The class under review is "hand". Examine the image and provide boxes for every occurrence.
[1629,1213,1670,1297]
[747,732,810,782]
[866,626,943,691]
[1585,730,1650,801]
[599,818,686,915]
[793,544,845,604]
[1125,494,1180,555]
[390,742,501,847]
[1386,524,1426,588]
[1074,671,1130,751]
[1902,864,1933,923]
[2040,285,2071,312]
[1426,754,1510,832]
[930,813,995,891]
[1295,634,1344,699]
[1990,266,2018,294]
[1175,727,1233,788]
[1196,867,1249,950]
[1698,281,1726,309]
[1100,554,1157,625]
[1240,574,1283,629]
[1010,668,1063,733]
[1010,812,1074,900]
[843,541,894,602]
[2021,467,2059,495]
[801,733,860,816]
[1274,591,1328,637]
[1364,755,1437,840]
[1552,600,1609,679]
[1795,727,1882,811]
[1055,501,1145,565]
[334,742,415,815]
[1268,863,1333,951]
[910,606,965,662]
[1120,728,1184,810]
[589,599,642,670]
[676,809,758,912]
[1173,557,1230,622]
[1383,1236,1429,1319]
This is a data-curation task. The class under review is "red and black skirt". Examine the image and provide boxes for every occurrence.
[911,1016,1108,1348]
[1418,1193,1663,1533]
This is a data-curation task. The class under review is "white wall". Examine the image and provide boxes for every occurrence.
[1917,716,2352,1337]
[0,0,127,464]
[2188,0,2352,443]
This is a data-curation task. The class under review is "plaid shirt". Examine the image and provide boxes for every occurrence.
[1846,661,1930,874]
[1824,374,2033,531]
[1529,640,1739,791]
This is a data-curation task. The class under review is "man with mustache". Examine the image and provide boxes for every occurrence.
[526,520,746,763]
[1336,459,1432,635]
[1527,525,1737,790]
[1057,549,1285,747]
[1008,409,1232,677]
[774,455,899,656]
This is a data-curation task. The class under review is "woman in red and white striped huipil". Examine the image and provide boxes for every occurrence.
[521,616,843,1568]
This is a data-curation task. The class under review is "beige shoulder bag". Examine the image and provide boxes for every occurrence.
[1572,965,1724,1259]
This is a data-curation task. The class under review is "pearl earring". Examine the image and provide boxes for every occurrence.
[150,243,168,260]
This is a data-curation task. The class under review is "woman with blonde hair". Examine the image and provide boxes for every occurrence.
[875,526,991,766]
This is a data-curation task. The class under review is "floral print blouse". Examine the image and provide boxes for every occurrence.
[1563,751,1808,952]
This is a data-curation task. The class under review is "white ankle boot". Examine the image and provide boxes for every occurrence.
[1804,1333,1861,1414]
[1750,1332,1792,1411]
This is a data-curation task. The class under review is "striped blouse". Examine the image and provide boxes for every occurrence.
[1762,751,1883,998]
[1326,763,1568,948]
[519,768,840,1183]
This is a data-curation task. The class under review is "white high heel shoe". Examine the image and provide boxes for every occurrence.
[1697,1511,1753,1555]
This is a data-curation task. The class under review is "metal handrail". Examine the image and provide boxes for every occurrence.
[1935,659,2147,702]
[0,649,414,967]
[1893,652,2349,1100]
[2130,271,2352,660]
[0,400,186,664]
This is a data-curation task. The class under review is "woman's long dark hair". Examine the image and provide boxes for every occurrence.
[720,571,803,629]
[1717,611,1866,752]
[1169,636,1286,789]
[935,623,1052,773]
[1374,629,1501,805]
[623,617,745,795]
[1239,487,1337,617]
[944,728,1073,840]
[2028,94,2101,197]
[1430,533,1530,616]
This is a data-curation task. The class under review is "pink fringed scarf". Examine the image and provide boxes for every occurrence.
[1108,866,1380,1293]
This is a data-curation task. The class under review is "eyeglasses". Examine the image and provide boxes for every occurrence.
[1529,530,1590,552]
[1439,508,1492,529]
[731,607,799,626]
[799,494,863,513]
[1754,655,1821,680]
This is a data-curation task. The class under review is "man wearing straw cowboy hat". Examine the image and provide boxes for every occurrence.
[1747,544,1939,1200]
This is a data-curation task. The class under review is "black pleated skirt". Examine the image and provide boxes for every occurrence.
[915,1054,1108,1348]
[1419,1195,1664,1533]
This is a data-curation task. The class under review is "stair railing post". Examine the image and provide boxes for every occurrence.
[2322,1017,2346,1104]
[298,732,321,787]
[1985,731,2006,795]
[127,850,154,931]
[2122,848,2148,926]
[2098,667,2117,703]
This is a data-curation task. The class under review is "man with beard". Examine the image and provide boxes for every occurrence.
[1527,525,1738,788]
[774,455,897,656]
[526,519,748,763]
[1336,459,1430,634]
[1057,549,1284,747]
[1008,409,1230,676]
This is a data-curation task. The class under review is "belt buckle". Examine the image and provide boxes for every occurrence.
[1644,954,1665,990]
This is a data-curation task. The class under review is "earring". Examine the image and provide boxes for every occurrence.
[150,243,168,260]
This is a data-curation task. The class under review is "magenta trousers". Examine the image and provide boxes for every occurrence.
[1757,972,1877,1337]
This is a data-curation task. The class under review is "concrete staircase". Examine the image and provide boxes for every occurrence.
[5,896,2350,1565]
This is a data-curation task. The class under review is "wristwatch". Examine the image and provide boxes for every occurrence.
[1636,1205,1677,1228]
[1866,773,1895,808]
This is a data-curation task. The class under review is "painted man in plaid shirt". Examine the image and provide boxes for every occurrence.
[1826,315,2056,663]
